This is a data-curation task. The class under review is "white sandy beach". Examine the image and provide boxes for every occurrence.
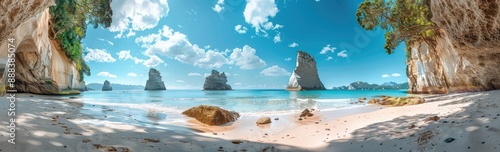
[1,90,500,152]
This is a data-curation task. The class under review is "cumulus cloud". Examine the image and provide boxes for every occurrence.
[260,65,291,76]
[127,73,138,77]
[337,50,348,58]
[110,0,169,38]
[235,25,248,34]
[97,71,117,78]
[320,44,336,54]
[229,45,267,70]
[188,73,202,76]
[136,25,267,69]
[326,56,333,61]
[273,33,281,43]
[243,0,280,34]
[391,73,401,77]
[284,57,292,61]
[117,50,145,64]
[142,55,164,68]
[212,0,224,13]
[382,74,391,78]
[288,42,299,48]
[84,48,116,63]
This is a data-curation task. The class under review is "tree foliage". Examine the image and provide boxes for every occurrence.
[49,0,112,80]
[356,0,438,54]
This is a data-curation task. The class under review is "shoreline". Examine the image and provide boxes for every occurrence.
[1,90,499,151]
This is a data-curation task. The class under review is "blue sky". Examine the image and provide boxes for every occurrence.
[81,0,408,89]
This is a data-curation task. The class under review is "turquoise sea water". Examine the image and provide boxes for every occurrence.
[66,90,409,125]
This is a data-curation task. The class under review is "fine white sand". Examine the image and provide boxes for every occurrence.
[1,90,499,152]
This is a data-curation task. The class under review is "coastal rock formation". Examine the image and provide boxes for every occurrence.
[102,80,112,91]
[145,68,166,90]
[406,0,500,93]
[333,81,409,90]
[287,51,326,90]
[203,70,232,90]
[182,105,240,126]
[0,3,84,94]
[256,117,272,125]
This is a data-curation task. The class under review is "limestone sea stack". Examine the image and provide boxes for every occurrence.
[145,68,166,90]
[102,80,112,91]
[203,70,232,90]
[287,51,326,90]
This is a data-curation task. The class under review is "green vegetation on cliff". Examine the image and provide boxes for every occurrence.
[355,0,438,54]
[49,0,112,81]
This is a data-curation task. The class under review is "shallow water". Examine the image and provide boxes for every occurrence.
[62,89,410,126]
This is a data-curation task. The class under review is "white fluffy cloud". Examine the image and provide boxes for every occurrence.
[326,56,333,61]
[391,73,401,77]
[260,65,291,76]
[97,71,117,78]
[136,25,267,69]
[288,42,299,48]
[273,33,281,43]
[382,74,391,78]
[188,73,202,76]
[320,44,336,54]
[229,45,267,70]
[117,50,145,64]
[337,50,348,58]
[243,0,279,34]
[109,0,169,38]
[212,0,224,13]
[235,25,248,34]
[284,57,292,61]
[127,73,138,77]
[142,55,164,68]
[84,48,116,63]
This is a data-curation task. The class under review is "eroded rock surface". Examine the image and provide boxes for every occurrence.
[407,0,500,93]
[145,68,166,90]
[287,51,326,90]
[182,105,240,126]
[203,70,231,90]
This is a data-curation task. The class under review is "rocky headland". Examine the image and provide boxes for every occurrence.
[287,51,326,90]
[145,68,166,90]
[203,70,232,90]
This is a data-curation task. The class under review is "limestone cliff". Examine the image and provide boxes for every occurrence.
[145,68,166,90]
[287,51,326,90]
[203,70,232,90]
[406,0,500,93]
[0,1,84,94]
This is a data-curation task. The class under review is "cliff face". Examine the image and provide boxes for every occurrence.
[145,68,166,90]
[287,51,326,90]
[203,70,232,90]
[407,0,500,94]
[0,1,85,94]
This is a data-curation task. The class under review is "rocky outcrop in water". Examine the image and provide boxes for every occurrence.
[0,1,84,94]
[102,80,112,91]
[145,68,166,90]
[406,0,500,93]
[333,81,409,90]
[182,105,240,126]
[287,51,326,90]
[203,70,232,90]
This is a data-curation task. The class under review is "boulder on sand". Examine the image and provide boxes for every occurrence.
[256,117,272,125]
[182,105,240,126]
[300,108,314,117]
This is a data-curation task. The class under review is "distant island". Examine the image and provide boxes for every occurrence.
[87,83,145,90]
[332,81,409,90]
